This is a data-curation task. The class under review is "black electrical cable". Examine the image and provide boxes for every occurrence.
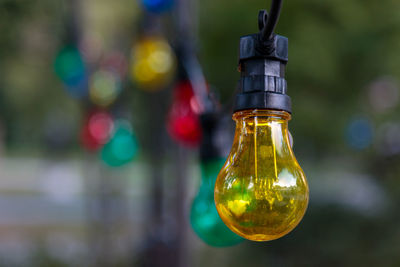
[260,0,283,42]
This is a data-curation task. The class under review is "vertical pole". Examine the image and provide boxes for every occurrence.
[82,153,96,266]
[173,0,204,265]
[136,89,171,267]
[175,144,189,267]
[148,91,165,243]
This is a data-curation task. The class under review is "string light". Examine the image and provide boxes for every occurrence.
[141,0,174,13]
[80,110,114,151]
[166,81,202,147]
[191,113,243,247]
[101,120,138,167]
[191,159,243,246]
[89,69,122,107]
[214,2,309,242]
[54,45,88,98]
[131,37,176,91]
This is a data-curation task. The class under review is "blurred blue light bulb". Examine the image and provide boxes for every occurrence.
[346,117,373,150]
[141,0,174,13]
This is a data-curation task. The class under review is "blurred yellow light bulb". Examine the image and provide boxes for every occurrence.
[215,109,309,242]
[131,37,176,91]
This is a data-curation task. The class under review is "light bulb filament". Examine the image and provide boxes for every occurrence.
[253,117,258,182]
[270,122,279,180]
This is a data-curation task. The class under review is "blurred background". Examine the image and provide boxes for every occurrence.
[1,0,400,266]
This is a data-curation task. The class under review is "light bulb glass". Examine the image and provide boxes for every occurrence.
[166,81,202,146]
[80,110,113,151]
[101,121,138,167]
[190,159,243,247]
[131,37,176,91]
[54,45,88,98]
[141,0,174,13]
[89,70,121,107]
[215,109,308,242]
[54,45,85,83]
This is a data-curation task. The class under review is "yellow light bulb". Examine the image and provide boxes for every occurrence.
[215,109,309,242]
[131,37,176,91]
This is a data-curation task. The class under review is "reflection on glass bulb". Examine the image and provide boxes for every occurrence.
[215,109,308,242]
[190,159,243,247]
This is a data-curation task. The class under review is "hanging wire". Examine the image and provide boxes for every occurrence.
[175,0,216,114]
[182,53,214,113]
[180,0,284,114]
[260,0,283,42]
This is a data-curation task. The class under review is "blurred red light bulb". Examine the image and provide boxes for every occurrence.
[167,81,202,146]
[81,110,114,151]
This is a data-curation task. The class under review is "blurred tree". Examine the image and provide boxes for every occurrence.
[198,0,400,155]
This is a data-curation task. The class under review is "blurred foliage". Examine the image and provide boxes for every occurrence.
[2,0,399,154]
[198,0,400,155]
[0,0,79,150]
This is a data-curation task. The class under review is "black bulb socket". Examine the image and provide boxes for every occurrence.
[234,33,292,114]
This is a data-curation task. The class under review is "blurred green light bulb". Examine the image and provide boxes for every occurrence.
[101,121,138,167]
[191,159,243,247]
[54,45,85,84]
[215,110,309,242]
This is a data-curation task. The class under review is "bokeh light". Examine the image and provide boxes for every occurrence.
[141,0,174,14]
[54,45,88,98]
[89,69,122,107]
[131,37,176,91]
[101,120,138,167]
[376,122,400,156]
[80,110,114,151]
[368,77,399,113]
[346,117,374,150]
[167,81,202,146]
[190,159,243,247]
